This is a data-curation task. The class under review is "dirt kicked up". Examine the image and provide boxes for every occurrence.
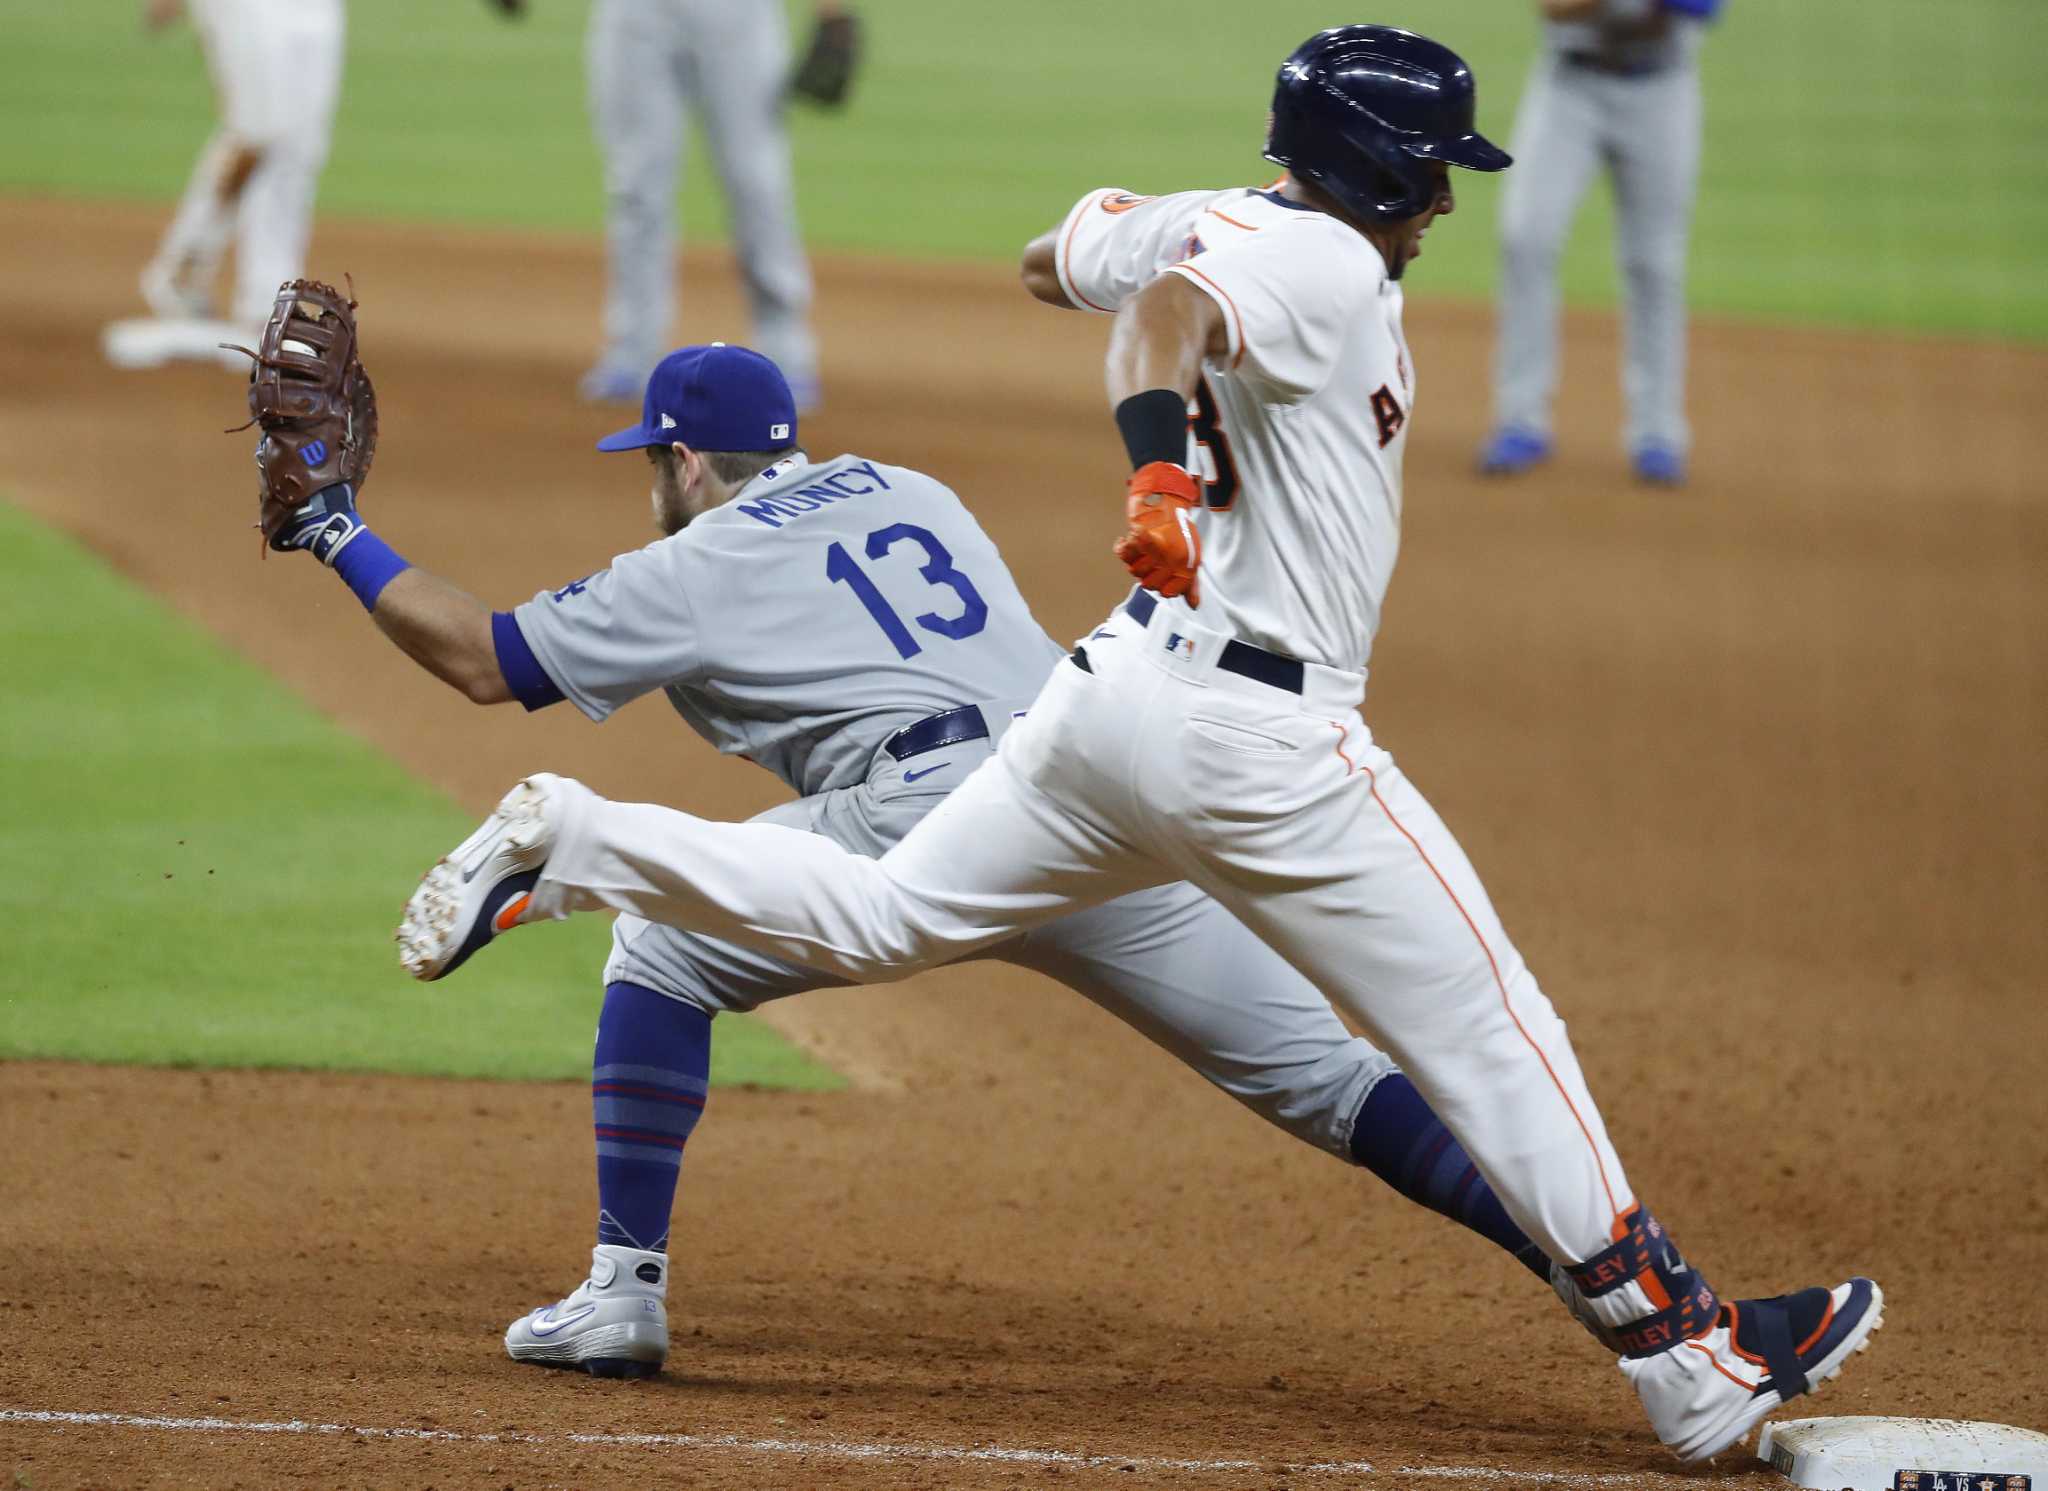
[2,197,2044,1490]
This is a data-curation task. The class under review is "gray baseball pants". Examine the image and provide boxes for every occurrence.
[586,0,818,385]
[1491,55,1701,455]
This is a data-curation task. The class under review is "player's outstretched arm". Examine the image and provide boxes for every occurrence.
[369,570,512,704]
[236,279,518,707]
[262,480,518,705]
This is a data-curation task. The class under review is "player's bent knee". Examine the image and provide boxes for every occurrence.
[216,139,267,198]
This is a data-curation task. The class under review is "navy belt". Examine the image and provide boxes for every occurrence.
[884,703,989,762]
[1121,589,1305,695]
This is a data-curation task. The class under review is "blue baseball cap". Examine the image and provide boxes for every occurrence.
[595,343,798,453]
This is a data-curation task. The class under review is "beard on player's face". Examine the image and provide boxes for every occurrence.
[647,446,693,535]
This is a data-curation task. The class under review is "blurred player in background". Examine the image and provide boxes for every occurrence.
[104,0,347,370]
[1477,0,1721,487]
[580,0,860,410]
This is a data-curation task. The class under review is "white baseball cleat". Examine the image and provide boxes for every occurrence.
[139,260,215,320]
[102,315,261,371]
[396,776,558,981]
[505,1245,668,1379]
[1623,1277,1883,1463]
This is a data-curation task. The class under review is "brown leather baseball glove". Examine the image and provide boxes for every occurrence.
[227,278,378,553]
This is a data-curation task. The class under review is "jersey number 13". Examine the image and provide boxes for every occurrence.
[826,523,989,660]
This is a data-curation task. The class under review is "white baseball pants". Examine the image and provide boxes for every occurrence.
[152,0,344,324]
[532,597,1638,1266]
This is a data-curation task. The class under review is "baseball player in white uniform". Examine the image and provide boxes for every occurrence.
[403,28,1882,1462]
[104,0,347,371]
[257,335,1569,1378]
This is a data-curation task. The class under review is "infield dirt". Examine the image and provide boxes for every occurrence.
[2,197,2044,1489]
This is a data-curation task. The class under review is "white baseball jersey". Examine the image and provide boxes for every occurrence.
[525,178,1652,1312]
[1054,185,1414,675]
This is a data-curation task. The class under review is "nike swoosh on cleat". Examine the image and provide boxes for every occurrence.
[902,763,949,783]
[459,820,512,883]
[526,1304,597,1338]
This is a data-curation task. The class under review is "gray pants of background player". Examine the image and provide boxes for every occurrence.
[1491,55,1701,455]
[586,0,818,386]
[605,707,1392,1160]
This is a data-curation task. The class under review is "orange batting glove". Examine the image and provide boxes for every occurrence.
[1114,461,1202,607]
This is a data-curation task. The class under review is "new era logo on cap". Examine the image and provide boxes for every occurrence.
[660,413,677,429]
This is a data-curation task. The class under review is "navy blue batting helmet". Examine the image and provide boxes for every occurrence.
[1264,25,1510,224]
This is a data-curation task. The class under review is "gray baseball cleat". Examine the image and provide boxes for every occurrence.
[505,1244,669,1379]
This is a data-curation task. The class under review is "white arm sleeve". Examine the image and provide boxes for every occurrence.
[1164,221,1378,402]
[510,542,703,722]
[1053,187,1213,315]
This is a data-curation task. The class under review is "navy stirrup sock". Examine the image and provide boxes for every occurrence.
[592,981,712,1253]
[1349,1073,1549,1278]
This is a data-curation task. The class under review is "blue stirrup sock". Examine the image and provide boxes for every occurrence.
[1349,1073,1549,1278]
[592,981,712,1253]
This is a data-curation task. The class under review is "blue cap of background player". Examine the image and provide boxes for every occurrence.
[595,343,797,454]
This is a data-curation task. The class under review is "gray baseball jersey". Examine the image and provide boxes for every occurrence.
[512,453,1065,796]
[506,451,1392,1161]
[1492,1,1706,456]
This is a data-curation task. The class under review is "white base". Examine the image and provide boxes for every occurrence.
[1760,1416,2046,1491]
[102,316,258,371]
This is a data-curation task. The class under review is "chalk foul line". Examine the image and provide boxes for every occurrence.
[0,1406,1699,1486]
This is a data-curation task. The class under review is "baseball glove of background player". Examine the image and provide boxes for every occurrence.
[227,278,378,555]
[789,8,861,107]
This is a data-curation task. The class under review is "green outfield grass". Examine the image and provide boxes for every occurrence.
[5,1,2045,339]
[0,499,838,1089]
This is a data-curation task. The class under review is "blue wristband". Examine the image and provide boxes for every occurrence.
[331,528,411,612]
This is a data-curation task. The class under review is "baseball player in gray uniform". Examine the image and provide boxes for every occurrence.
[1478,0,1721,487]
[262,339,1562,1379]
[580,0,829,407]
